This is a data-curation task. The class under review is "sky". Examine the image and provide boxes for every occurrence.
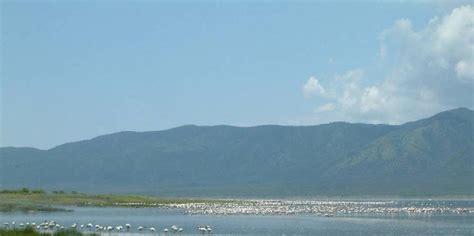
[1,0,473,149]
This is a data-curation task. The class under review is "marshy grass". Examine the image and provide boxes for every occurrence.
[0,203,70,213]
[0,188,233,213]
[0,227,95,236]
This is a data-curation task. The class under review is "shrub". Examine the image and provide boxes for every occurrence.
[31,189,46,194]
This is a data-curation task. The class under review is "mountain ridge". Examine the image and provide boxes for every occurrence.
[1,107,473,197]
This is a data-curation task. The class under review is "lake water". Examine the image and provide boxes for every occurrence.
[1,200,473,235]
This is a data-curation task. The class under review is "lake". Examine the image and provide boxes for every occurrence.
[1,200,473,235]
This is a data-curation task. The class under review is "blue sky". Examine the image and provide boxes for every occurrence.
[1,1,473,149]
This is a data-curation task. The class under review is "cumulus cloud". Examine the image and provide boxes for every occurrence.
[303,76,327,98]
[302,5,474,124]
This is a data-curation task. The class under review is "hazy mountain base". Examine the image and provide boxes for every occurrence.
[1,108,473,197]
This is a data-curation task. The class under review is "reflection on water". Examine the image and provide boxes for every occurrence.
[1,200,473,235]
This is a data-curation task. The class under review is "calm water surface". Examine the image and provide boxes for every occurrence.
[1,201,473,235]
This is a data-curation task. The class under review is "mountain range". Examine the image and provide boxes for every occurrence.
[1,108,473,197]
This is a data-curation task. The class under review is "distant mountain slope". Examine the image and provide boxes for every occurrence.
[1,108,472,197]
[331,108,474,195]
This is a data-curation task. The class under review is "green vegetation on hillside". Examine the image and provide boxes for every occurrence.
[0,108,472,197]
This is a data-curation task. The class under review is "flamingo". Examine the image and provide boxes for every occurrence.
[198,225,212,234]
[198,225,207,234]
[171,225,178,232]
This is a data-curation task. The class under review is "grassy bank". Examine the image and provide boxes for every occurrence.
[0,227,94,236]
[0,188,230,213]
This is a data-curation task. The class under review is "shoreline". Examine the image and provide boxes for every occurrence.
[1,189,474,214]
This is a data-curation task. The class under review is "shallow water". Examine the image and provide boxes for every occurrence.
[1,200,473,235]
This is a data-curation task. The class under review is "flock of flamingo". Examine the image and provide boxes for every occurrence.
[3,220,214,234]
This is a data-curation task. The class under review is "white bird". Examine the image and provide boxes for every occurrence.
[198,225,212,234]
[164,228,169,233]
[198,226,207,234]
[70,223,77,228]
[138,226,144,232]
[149,227,156,232]
[125,223,131,231]
[171,225,178,232]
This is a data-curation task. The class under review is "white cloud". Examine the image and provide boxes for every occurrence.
[377,5,474,116]
[303,76,326,98]
[302,5,474,124]
[456,60,474,80]
[314,103,335,113]
[360,86,386,113]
